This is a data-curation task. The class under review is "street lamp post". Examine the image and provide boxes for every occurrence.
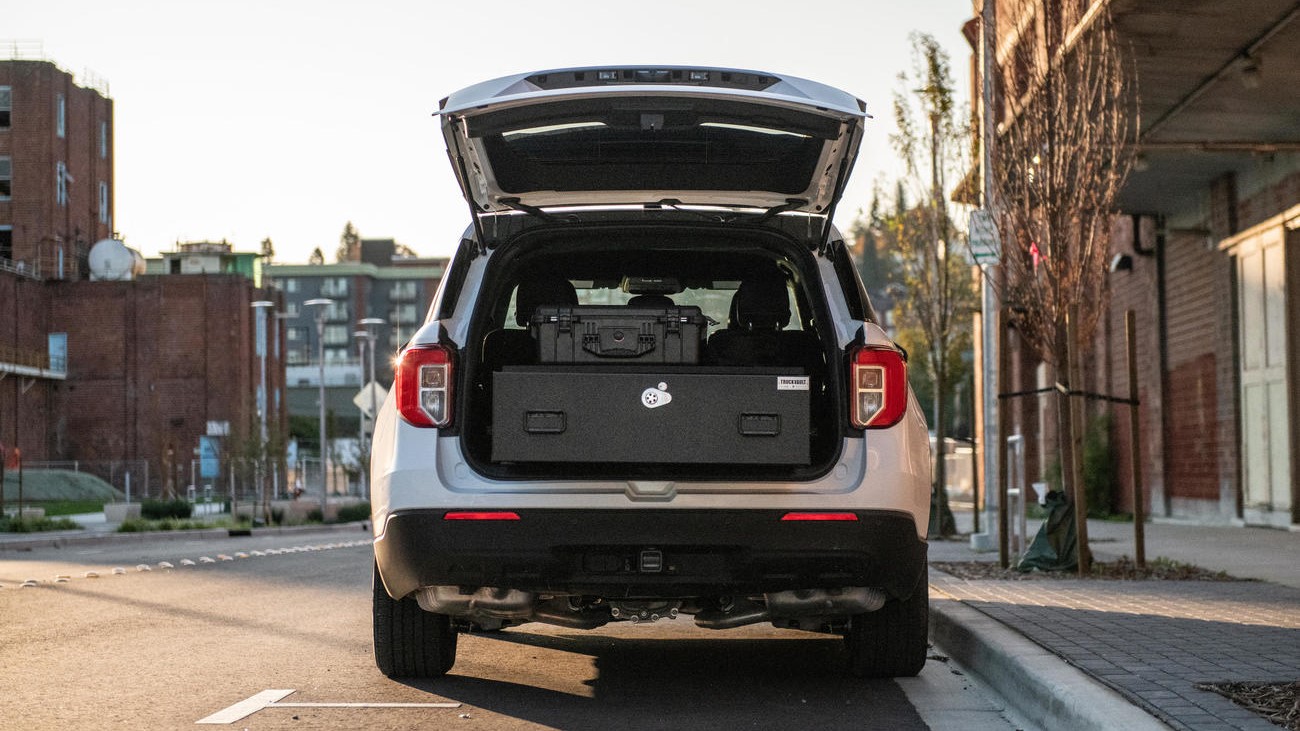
[356,317,385,501]
[353,329,369,498]
[303,298,333,519]
[251,300,274,523]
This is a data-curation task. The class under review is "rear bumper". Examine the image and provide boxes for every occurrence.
[374,508,927,602]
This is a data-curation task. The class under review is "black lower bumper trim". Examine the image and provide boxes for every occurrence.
[375,508,926,602]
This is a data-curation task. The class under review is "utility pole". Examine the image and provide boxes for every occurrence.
[979,0,1001,536]
[304,298,333,519]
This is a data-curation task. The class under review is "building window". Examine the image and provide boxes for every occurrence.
[99,181,109,224]
[321,277,349,297]
[389,329,407,349]
[282,278,299,293]
[284,301,299,318]
[57,94,65,138]
[100,121,108,158]
[0,227,12,261]
[324,347,350,364]
[55,161,69,206]
[286,326,307,343]
[0,157,10,199]
[390,280,418,301]
[324,300,350,321]
[322,324,350,346]
[389,303,419,324]
[0,86,10,128]
[286,347,309,365]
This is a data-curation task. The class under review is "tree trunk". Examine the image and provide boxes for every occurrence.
[1055,319,1092,575]
[929,352,957,538]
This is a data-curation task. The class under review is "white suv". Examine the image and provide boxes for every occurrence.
[370,66,931,679]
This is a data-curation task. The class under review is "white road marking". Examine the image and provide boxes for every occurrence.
[196,690,461,724]
[196,689,295,724]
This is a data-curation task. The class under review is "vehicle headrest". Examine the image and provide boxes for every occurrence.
[731,272,790,330]
[516,275,578,326]
[627,294,675,308]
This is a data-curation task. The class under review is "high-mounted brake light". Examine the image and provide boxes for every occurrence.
[396,345,454,428]
[444,511,520,521]
[849,346,907,429]
[780,512,859,521]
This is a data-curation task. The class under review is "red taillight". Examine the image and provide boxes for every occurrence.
[443,511,521,521]
[849,346,907,429]
[396,345,454,428]
[780,512,860,521]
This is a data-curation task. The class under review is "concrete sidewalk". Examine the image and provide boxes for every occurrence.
[930,515,1300,731]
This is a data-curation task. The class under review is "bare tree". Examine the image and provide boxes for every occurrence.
[988,1,1137,572]
[888,33,979,538]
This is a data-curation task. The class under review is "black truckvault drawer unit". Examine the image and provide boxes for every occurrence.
[491,367,810,464]
[531,306,707,364]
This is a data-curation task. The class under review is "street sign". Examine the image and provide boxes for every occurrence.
[353,381,389,419]
[969,209,1001,264]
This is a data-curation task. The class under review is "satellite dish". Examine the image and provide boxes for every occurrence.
[89,239,145,281]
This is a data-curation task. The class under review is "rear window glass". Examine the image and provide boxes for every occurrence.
[505,279,804,337]
[470,98,837,196]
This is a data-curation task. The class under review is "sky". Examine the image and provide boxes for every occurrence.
[8,0,974,262]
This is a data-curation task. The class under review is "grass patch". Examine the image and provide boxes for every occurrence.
[118,517,215,533]
[3,470,124,502]
[30,500,109,517]
[0,515,82,533]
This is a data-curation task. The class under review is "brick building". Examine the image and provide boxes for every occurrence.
[968,0,1299,527]
[0,59,114,279]
[46,276,285,494]
[0,57,287,496]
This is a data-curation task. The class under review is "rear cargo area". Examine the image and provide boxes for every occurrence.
[459,226,846,481]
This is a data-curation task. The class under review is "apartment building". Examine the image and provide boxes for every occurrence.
[264,239,446,425]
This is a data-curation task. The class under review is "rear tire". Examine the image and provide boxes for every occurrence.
[373,562,458,678]
[846,578,928,678]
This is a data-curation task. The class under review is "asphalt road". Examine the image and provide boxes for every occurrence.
[1,531,1028,730]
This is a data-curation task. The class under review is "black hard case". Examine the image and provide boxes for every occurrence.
[491,366,811,465]
[530,306,707,364]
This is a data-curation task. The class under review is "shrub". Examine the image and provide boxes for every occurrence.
[0,515,81,533]
[1043,413,1115,518]
[141,499,193,520]
[335,502,371,523]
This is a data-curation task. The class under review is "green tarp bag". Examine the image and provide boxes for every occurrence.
[1017,489,1078,572]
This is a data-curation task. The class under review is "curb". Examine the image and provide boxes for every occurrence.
[928,585,1172,731]
[0,521,371,552]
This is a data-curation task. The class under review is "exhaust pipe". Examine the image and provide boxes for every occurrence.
[694,588,888,630]
[416,586,534,619]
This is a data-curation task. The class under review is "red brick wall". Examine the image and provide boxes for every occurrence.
[1161,229,1229,502]
[0,271,56,460]
[47,275,280,492]
[0,60,113,279]
[1099,215,1163,515]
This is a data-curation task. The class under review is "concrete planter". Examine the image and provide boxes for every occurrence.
[104,503,142,523]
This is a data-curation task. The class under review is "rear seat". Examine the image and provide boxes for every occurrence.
[481,275,577,372]
[704,272,822,373]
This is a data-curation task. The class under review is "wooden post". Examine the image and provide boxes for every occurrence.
[1067,308,1092,575]
[1126,310,1146,568]
[997,307,1011,568]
